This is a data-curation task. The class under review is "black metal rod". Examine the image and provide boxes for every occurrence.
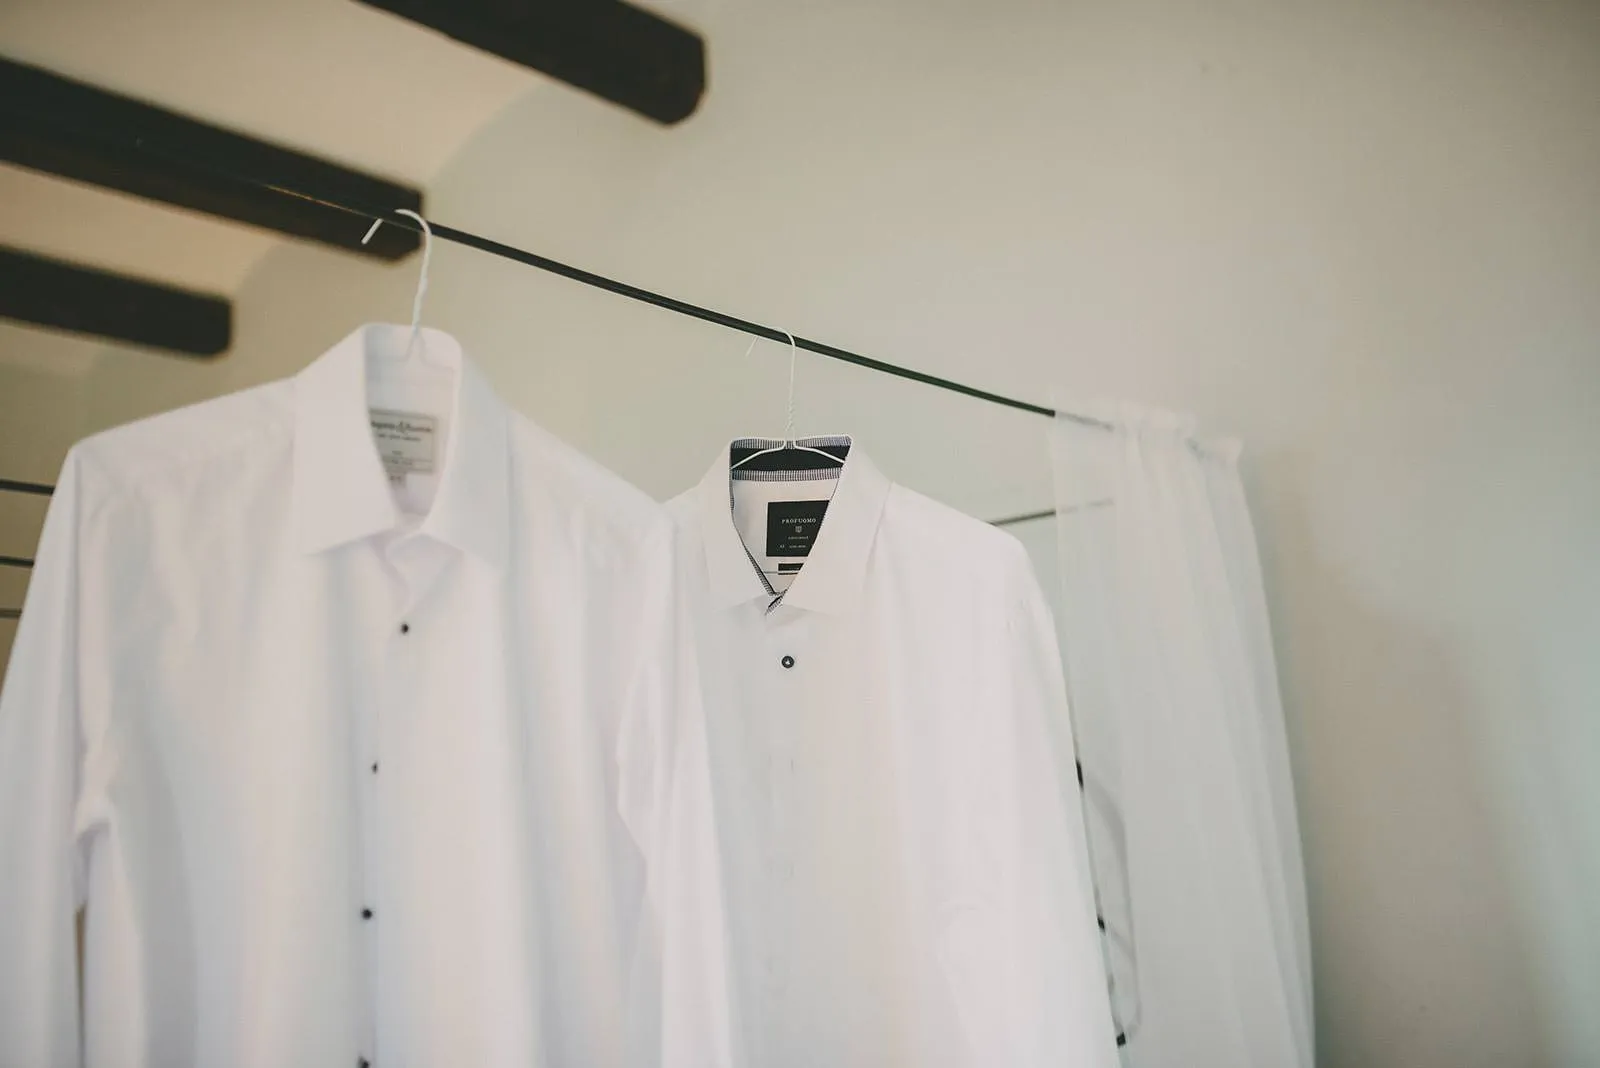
[989,508,1059,528]
[0,478,55,496]
[424,220,1066,419]
[260,183,1108,427]
[0,608,18,621]
[0,555,33,569]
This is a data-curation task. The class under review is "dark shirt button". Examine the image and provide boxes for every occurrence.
[361,908,373,920]
[359,1059,370,1068]
[370,762,379,774]
[399,622,410,634]
[781,655,795,669]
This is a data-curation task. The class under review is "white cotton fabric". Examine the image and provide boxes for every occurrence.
[668,438,1120,1068]
[0,325,731,1068]
[1049,406,1313,1068]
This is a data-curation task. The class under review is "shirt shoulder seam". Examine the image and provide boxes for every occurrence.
[75,411,293,518]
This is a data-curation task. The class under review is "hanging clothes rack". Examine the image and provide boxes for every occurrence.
[0,147,1128,1049]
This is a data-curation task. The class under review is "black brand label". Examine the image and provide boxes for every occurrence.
[767,500,829,558]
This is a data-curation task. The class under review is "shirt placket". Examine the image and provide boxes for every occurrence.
[760,606,804,1066]
[355,541,428,1068]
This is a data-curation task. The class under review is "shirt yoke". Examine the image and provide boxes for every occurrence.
[69,381,295,506]
[880,483,1037,592]
[505,413,674,557]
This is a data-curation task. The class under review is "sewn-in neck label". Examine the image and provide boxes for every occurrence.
[767,500,829,558]
[370,409,437,482]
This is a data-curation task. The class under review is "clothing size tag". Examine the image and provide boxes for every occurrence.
[370,409,437,481]
[767,500,829,558]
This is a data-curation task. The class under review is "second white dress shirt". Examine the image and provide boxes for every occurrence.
[668,437,1119,1068]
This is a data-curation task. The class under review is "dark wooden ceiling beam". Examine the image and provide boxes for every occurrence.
[0,58,422,260]
[0,245,231,357]
[356,0,705,125]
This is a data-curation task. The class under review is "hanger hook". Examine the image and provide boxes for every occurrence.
[737,330,802,444]
[361,208,433,358]
[782,331,799,444]
[728,328,843,475]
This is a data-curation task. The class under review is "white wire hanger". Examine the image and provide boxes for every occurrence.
[360,208,435,365]
[730,330,847,471]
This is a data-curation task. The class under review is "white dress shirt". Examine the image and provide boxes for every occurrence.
[667,438,1119,1068]
[0,326,730,1068]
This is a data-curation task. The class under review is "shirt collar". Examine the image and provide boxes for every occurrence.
[292,324,510,568]
[694,436,892,615]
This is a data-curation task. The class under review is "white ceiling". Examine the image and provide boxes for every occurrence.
[0,0,541,295]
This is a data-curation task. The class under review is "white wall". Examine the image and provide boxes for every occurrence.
[2,2,1596,1065]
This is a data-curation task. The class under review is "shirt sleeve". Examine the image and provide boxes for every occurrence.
[0,449,99,1068]
[954,542,1121,1067]
[616,523,734,1068]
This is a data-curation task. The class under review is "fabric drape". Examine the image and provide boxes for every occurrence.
[1049,405,1312,1068]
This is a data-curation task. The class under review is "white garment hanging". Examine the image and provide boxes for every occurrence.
[667,437,1119,1068]
[0,325,731,1068]
[1049,405,1312,1068]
